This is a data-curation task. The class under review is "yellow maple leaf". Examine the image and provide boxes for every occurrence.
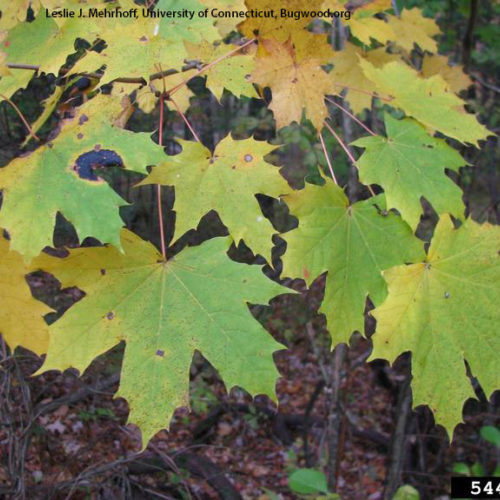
[251,38,336,129]
[323,0,394,45]
[0,235,51,354]
[330,43,401,114]
[185,41,258,101]
[421,54,472,94]
[387,8,440,53]
[239,0,311,43]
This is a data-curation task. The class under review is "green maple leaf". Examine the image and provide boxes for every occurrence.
[360,60,491,145]
[281,182,424,345]
[74,0,218,84]
[352,114,468,229]
[371,215,500,435]
[140,136,290,262]
[33,230,289,445]
[1,14,98,87]
[0,94,165,261]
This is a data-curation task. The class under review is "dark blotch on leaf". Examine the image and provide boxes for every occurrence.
[156,349,165,357]
[244,154,253,163]
[78,114,89,125]
[106,311,114,320]
[77,133,84,140]
[100,269,106,275]
[74,149,123,181]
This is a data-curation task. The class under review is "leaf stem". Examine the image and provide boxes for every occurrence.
[166,38,256,97]
[318,131,338,185]
[157,95,167,260]
[169,96,201,143]
[325,97,376,136]
[0,93,40,142]
[323,120,376,197]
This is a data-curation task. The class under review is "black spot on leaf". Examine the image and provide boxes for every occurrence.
[156,349,165,357]
[74,149,123,181]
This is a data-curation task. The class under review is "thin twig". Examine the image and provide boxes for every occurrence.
[0,93,40,142]
[324,120,376,197]
[325,97,376,136]
[167,38,256,97]
[6,63,39,71]
[169,97,201,143]
[318,131,338,184]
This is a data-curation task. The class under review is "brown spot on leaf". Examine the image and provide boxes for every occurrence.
[106,312,114,320]
[244,154,253,163]
[156,349,165,357]
[100,269,106,275]
[94,144,101,151]
[78,114,89,125]
[77,133,84,140]
[303,267,310,280]
[291,78,298,83]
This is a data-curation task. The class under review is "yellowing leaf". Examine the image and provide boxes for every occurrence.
[421,54,472,94]
[251,38,336,129]
[351,17,394,46]
[352,114,468,229]
[323,0,393,45]
[360,59,491,145]
[371,216,500,435]
[387,8,440,53]
[140,136,289,261]
[34,230,289,445]
[1,14,99,77]
[0,234,51,354]
[185,41,258,101]
[239,0,311,42]
[200,0,247,36]
[0,93,165,262]
[281,183,424,344]
[134,86,157,114]
[330,43,400,114]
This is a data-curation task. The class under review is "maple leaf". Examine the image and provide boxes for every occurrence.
[0,93,165,262]
[200,0,247,36]
[352,114,468,229]
[251,38,336,129]
[34,230,289,445]
[74,0,218,85]
[281,182,424,344]
[0,234,52,354]
[387,8,440,53]
[139,136,289,262]
[239,0,311,43]
[330,43,400,114]
[323,0,394,45]
[185,41,258,102]
[1,13,98,77]
[371,215,500,435]
[360,59,491,145]
[420,54,472,94]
